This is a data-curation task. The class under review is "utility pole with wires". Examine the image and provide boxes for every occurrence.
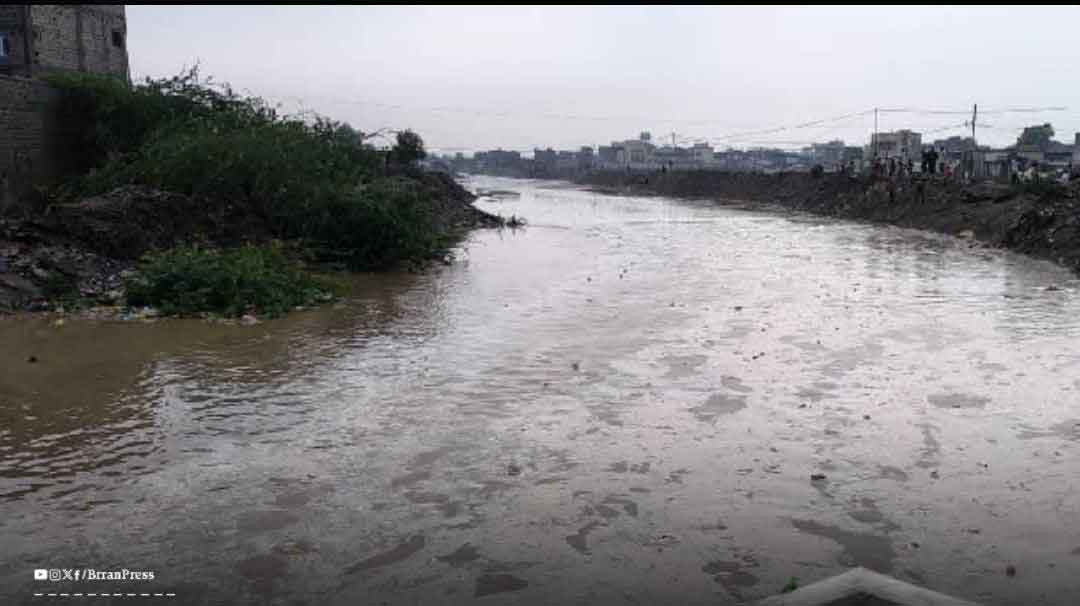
[969,103,978,178]
[873,107,879,160]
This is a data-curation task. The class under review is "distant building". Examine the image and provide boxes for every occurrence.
[653,145,694,170]
[1044,140,1074,170]
[577,146,594,171]
[807,140,846,169]
[533,148,557,175]
[555,150,577,172]
[474,149,523,174]
[597,145,620,169]
[1014,144,1044,164]
[980,149,1012,180]
[868,130,922,164]
[1074,134,1080,172]
[614,134,655,170]
[842,146,864,168]
[690,143,714,166]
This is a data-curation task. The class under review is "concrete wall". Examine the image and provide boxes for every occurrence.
[0,74,65,215]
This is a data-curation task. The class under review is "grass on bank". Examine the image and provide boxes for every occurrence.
[124,244,336,318]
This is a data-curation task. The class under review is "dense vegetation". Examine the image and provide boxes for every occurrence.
[124,244,333,318]
[40,68,469,317]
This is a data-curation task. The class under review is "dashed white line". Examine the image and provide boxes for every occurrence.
[33,592,177,598]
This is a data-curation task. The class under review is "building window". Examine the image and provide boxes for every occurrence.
[111,30,124,49]
[0,34,10,58]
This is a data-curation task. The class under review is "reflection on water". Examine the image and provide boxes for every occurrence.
[2,176,1079,606]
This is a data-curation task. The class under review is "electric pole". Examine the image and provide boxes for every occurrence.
[873,107,879,160]
[970,103,977,178]
[971,103,977,142]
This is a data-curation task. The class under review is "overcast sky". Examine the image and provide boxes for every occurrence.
[128,5,1079,155]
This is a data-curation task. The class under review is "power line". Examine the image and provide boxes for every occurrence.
[880,106,1067,116]
[322,97,747,126]
[705,109,876,142]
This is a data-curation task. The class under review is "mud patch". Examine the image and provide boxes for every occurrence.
[607,461,629,473]
[235,510,300,534]
[409,446,459,468]
[1016,420,1080,441]
[474,573,529,597]
[272,540,317,557]
[877,465,909,482]
[666,468,690,484]
[721,375,753,393]
[273,484,332,509]
[594,504,621,519]
[566,521,604,554]
[795,387,829,403]
[690,393,747,423]
[603,496,639,517]
[846,498,901,532]
[437,543,481,567]
[820,342,885,378]
[345,535,426,574]
[927,392,990,409]
[702,554,760,599]
[474,481,514,500]
[404,490,447,503]
[915,423,942,468]
[589,405,624,427]
[235,554,288,594]
[391,470,432,489]
[661,354,708,378]
[791,519,895,572]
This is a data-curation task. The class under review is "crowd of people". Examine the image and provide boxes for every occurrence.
[857,148,1076,185]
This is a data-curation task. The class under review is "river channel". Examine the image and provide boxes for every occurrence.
[2,176,1079,605]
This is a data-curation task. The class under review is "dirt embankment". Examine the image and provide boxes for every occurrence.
[0,173,498,312]
[575,171,1080,274]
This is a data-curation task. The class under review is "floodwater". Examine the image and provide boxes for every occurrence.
[3,175,1080,606]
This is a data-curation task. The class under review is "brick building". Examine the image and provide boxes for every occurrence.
[0,5,129,213]
[0,5,128,79]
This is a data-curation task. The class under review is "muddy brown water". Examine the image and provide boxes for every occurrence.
[2,176,1080,606]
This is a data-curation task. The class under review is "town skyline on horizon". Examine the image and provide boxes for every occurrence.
[125,6,1080,155]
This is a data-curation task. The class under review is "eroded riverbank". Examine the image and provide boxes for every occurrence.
[574,171,1080,277]
[2,176,1079,606]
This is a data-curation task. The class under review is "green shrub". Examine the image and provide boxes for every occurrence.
[124,244,334,318]
[51,69,453,270]
[45,66,273,176]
